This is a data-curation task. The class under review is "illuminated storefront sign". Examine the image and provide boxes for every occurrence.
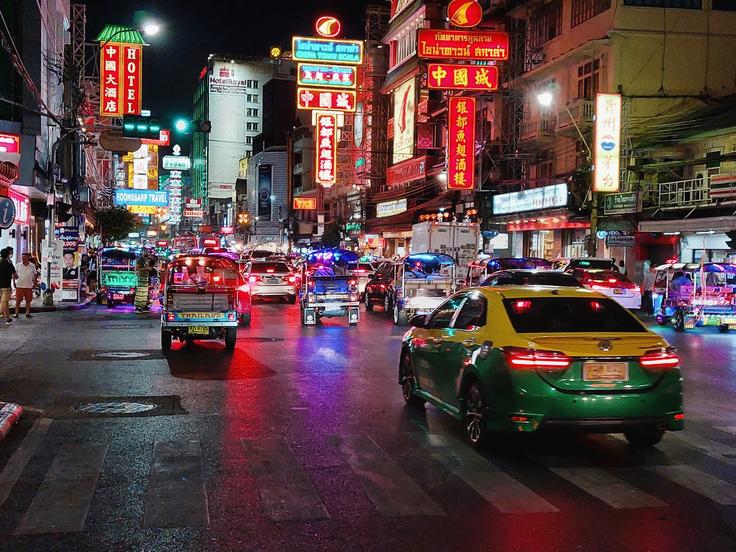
[162,155,191,170]
[315,112,337,186]
[427,63,498,91]
[0,133,20,154]
[315,16,342,38]
[448,0,483,28]
[594,93,622,193]
[114,189,168,207]
[417,29,509,61]
[493,183,568,215]
[377,198,408,218]
[392,78,416,164]
[8,189,29,225]
[99,43,143,117]
[292,37,364,65]
[293,197,318,210]
[387,155,426,187]
[184,209,204,218]
[297,87,356,112]
[448,96,476,190]
[297,63,357,88]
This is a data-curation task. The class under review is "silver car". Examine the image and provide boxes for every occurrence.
[245,261,298,303]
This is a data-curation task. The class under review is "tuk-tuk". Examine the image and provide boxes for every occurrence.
[160,254,251,350]
[391,253,457,326]
[96,247,138,307]
[300,248,361,326]
[654,262,736,332]
[464,257,536,287]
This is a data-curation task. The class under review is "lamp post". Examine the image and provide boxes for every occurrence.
[536,89,597,256]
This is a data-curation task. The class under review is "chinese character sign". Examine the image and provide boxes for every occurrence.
[298,63,357,89]
[297,87,356,112]
[315,112,337,186]
[448,96,476,190]
[427,64,498,91]
[99,42,143,117]
[594,93,621,193]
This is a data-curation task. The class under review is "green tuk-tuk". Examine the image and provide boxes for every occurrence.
[96,247,139,307]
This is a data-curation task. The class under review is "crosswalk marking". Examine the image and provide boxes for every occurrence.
[715,426,736,437]
[338,435,444,516]
[15,442,108,534]
[242,437,329,522]
[0,418,51,509]
[548,467,666,509]
[143,440,209,528]
[668,432,736,467]
[648,465,736,505]
[418,433,558,513]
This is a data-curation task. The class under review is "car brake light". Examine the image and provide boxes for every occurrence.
[267,269,275,273]
[288,276,296,283]
[639,350,679,369]
[608,278,618,284]
[504,347,571,371]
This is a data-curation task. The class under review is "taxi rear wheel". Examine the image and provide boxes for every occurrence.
[400,352,425,408]
[225,328,237,349]
[624,427,665,448]
[464,382,488,449]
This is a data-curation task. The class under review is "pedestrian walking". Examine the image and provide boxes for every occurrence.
[0,248,17,324]
[14,252,37,319]
[642,263,657,315]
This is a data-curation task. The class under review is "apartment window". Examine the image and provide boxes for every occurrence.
[623,0,701,8]
[245,136,253,145]
[246,108,259,117]
[538,150,554,179]
[571,0,611,27]
[246,122,259,131]
[246,94,259,103]
[577,58,600,100]
[528,0,562,50]
[713,0,736,10]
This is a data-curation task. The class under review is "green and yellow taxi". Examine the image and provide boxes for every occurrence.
[399,286,684,447]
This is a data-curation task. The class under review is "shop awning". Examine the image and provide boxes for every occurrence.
[639,216,736,234]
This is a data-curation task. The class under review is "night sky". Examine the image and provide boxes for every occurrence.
[82,0,374,148]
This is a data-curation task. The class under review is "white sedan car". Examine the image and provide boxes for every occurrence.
[572,269,642,310]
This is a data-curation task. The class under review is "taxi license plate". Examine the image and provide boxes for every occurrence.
[583,361,628,382]
[113,294,124,300]
[613,288,624,295]
[180,312,219,319]
[266,278,280,284]
[188,326,210,335]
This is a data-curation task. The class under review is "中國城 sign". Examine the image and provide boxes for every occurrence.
[297,88,356,112]
[427,64,498,91]
[292,37,364,65]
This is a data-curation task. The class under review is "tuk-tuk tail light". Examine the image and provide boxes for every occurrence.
[227,313,236,321]
[166,313,175,321]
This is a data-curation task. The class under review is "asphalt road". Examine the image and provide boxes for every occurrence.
[0,301,735,551]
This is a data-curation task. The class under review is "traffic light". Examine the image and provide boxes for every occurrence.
[122,116,161,139]
[196,120,212,133]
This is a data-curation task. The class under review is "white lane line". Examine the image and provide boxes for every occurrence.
[339,435,444,517]
[420,433,558,514]
[547,467,666,509]
[0,418,52,509]
[242,437,329,522]
[16,442,109,534]
[143,440,210,528]
[648,465,736,506]
[715,426,736,437]
[668,432,736,467]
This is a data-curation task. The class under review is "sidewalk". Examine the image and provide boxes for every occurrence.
[7,291,94,314]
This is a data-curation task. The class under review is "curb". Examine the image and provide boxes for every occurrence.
[0,402,23,442]
[28,295,94,314]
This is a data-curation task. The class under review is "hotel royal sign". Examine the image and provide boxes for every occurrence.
[593,93,622,193]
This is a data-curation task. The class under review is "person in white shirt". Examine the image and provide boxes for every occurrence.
[14,252,38,319]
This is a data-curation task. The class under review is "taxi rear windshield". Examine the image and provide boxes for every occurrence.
[502,297,646,333]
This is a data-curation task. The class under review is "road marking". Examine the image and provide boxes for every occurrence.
[548,467,666,509]
[715,426,736,437]
[0,418,52,509]
[669,432,736,467]
[420,433,557,513]
[16,442,108,534]
[338,435,444,517]
[143,440,209,528]
[242,437,329,522]
[648,465,736,505]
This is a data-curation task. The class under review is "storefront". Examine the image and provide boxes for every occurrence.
[639,216,736,264]
[0,186,31,263]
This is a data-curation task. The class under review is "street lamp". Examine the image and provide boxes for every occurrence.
[174,119,189,133]
[141,22,161,37]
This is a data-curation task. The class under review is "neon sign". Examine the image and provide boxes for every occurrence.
[427,64,498,91]
[297,63,357,89]
[594,93,622,193]
[292,36,364,65]
[448,96,476,190]
[417,29,509,61]
[297,88,356,112]
[315,16,342,38]
[315,112,337,186]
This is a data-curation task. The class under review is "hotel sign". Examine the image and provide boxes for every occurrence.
[427,64,498,91]
[594,93,622,193]
[417,29,509,61]
[292,37,364,65]
[100,43,143,117]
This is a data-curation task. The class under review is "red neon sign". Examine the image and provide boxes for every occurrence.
[315,16,342,38]
[417,29,509,61]
[448,96,476,190]
[293,197,318,210]
[427,64,498,91]
[0,133,20,154]
[142,129,171,147]
[8,189,29,225]
[100,43,122,117]
[315,112,337,186]
[122,44,142,115]
[297,87,356,112]
[448,0,483,28]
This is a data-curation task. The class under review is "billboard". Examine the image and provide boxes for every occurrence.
[292,36,364,65]
[392,78,416,164]
[100,43,143,117]
[448,0,483,28]
[493,183,568,215]
[257,164,272,218]
[448,96,476,190]
[417,29,509,61]
[297,63,357,89]
[114,189,169,207]
[594,93,622,193]
[315,112,337,186]
[427,64,498,91]
[293,197,317,210]
[297,87,356,112]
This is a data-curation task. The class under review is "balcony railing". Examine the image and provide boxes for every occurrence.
[519,115,557,143]
[557,100,595,134]
[643,174,736,210]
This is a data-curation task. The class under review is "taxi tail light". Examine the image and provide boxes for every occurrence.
[504,347,572,371]
[639,349,679,370]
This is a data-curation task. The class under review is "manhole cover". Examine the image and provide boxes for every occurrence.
[239,337,283,342]
[92,352,149,359]
[69,350,163,361]
[73,401,158,415]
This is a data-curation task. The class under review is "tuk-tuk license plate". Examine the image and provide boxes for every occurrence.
[583,361,628,382]
[188,326,210,335]
[113,294,124,300]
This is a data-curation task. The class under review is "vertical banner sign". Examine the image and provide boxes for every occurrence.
[448,96,476,190]
[257,164,273,218]
[100,43,122,117]
[315,112,337,186]
[594,93,622,193]
[122,44,142,115]
[392,78,416,164]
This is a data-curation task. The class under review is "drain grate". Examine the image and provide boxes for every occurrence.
[70,349,163,361]
[44,395,186,418]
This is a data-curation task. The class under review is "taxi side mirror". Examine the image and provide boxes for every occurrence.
[409,314,427,328]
